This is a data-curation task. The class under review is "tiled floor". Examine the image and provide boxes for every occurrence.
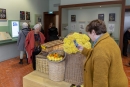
[0,57,33,87]
[0,56,130,87]
[122,56,130,87]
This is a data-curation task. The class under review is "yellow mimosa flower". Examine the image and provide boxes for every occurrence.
[63,32,91,54]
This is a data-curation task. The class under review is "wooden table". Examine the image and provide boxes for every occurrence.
[23,71,71,87]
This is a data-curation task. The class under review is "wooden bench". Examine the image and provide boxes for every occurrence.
[23,71,71,87]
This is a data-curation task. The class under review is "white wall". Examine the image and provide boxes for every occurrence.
[126,0,130,6]
[61,8,68,37]
[0,0,49,62]
[61,0,116,5]
[68,6,121,39]
[0,43,19,62]
[56,15,59,31]
[49,0,61,11]
[0,0,49,26]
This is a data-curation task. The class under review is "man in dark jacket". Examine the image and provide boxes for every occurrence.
[123,28,130,57]
[48,23,59,41]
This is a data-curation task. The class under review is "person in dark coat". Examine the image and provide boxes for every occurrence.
[48,23,59,41]
[17,22,30,64]
[123,28,130,57]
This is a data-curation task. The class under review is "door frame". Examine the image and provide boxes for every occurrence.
[43,11,59,27]
[125,5,130,9]
[58,0,125,51]
[43,11,59,42]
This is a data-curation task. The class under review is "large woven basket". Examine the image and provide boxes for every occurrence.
[36,53,49,74]
[48,60,65,81]
[64,52,85,85]
[42,40,63,52]
[48,50,66,81]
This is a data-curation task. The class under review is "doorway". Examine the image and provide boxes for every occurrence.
[124,9,130,54]
[43,11,59,42]
[124,9,130,32]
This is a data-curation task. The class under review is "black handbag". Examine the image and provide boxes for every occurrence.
[33,41,42,55]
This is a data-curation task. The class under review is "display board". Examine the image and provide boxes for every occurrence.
[0,32,12,41]
[8,20,20,39]
[11,21,19,37]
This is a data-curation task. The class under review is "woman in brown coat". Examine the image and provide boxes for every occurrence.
[78,19,128,87]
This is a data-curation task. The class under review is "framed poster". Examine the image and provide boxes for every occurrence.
[71,23,76,30]
[20,11,25,20]
[79,23,85,31]
[108,24,115,32]
[35,14,42,24]
[98,14,104,21]
[71,15,76,22]
[109,13,115,21]
[26,12,30,20]
[0,9,6,19]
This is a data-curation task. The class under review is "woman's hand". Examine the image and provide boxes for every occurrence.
[77,44,84,52]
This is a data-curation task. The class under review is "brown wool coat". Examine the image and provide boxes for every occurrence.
[82,33,128,87]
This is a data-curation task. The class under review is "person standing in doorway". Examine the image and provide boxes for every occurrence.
[48,23,59,41]
[17,22,30,64]
[49,22,53,29]
[123,28,130,57]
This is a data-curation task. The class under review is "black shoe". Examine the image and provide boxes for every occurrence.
[70,84,75,87]
[19,59,23,64]
[123,54,128,57]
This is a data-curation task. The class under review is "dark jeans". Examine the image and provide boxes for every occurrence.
[49,36,59,41]
[32,50,41,70]
[123,41,128,55]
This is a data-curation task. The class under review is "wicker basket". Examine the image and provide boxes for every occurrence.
[48,60,65,81]
[42,40,63,52]
[47,50,66,81]
[64,53,85,85]
[42,51,48,56]
[36,53,49,74]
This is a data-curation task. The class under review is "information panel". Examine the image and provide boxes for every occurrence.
[12,21,19,37]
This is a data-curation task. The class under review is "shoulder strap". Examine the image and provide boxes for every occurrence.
[22,30,26,37]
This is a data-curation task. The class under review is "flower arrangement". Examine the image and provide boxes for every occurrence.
[63,32,91,54]
[47,53,63,61]
[47,50,65,62]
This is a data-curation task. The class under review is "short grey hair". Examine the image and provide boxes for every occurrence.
[22,22,28,28]
[38,23,42,27]
[33,24,41,30]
